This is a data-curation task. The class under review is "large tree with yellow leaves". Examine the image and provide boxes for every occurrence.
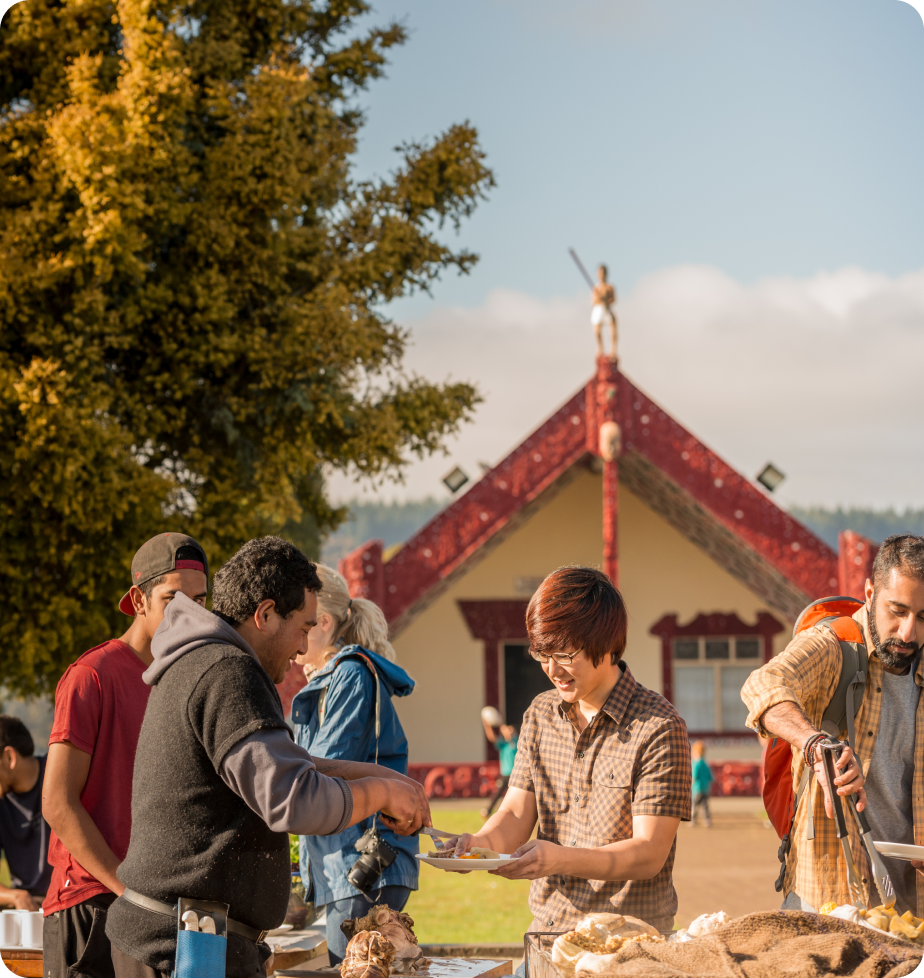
[0,0,491,694]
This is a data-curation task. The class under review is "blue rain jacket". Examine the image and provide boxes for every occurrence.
[292,646,419,906]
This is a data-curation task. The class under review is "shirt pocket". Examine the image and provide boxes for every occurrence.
[588,756,635,845]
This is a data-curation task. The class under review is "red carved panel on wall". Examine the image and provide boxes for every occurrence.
[838,530,878,599]
[650,611,784,709]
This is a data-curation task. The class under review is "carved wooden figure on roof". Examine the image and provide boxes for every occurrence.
[591,264,618,360]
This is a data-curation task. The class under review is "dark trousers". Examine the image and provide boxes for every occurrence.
[693,790,712,825]
[111,943,265,978]
[44,893,117,978]
[324,885,412,965]
[484,775,510,817]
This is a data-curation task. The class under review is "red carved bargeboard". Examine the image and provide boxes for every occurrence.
[406,760,763,798]
[339,368,840,636]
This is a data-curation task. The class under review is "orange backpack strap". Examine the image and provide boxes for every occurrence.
[827,616,865,645]
[818,616,868,750]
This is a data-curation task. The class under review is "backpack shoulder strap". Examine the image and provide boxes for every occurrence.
[819,616,867,747]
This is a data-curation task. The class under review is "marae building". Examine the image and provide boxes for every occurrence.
[279,357,879,771]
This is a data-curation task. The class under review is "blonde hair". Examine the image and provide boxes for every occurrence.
[315,563,396,662]
[691,740,706,758]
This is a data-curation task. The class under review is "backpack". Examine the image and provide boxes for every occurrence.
[761,595,867,893]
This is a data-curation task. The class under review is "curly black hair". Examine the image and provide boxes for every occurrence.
[212,536,321,626]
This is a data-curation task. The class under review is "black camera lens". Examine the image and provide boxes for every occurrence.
[347,828,398,894]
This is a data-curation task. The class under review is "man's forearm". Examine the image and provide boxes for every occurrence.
[313,757,405,782]
[0,884,39,910]
[45,802,122,895]
[760,701,819,751]
[561,837,669,882]
[468,808,533,855]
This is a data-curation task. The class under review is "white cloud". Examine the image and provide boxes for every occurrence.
[327,263,924,510]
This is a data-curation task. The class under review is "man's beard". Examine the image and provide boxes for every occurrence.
[868,591,922,673]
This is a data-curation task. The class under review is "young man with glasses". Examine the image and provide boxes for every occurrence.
[451,566,691,936]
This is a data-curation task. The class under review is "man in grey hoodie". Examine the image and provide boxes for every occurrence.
[106,536,429,978]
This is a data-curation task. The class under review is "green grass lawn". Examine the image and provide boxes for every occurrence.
[404,805,534,945]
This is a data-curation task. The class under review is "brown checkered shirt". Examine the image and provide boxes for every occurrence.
[508,662,692,934]
[741,607,924,914]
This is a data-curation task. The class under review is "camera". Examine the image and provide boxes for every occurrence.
[347,826,398,894]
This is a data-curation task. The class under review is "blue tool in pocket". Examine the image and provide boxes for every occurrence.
[172,897,229,978]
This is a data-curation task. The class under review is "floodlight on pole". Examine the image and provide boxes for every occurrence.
[756,463,786,493]
[442,466,469,494]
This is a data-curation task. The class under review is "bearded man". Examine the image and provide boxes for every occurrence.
[742,533,924,914]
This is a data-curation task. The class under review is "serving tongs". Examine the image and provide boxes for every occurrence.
[820,739,896,910]
[820,742,867,910]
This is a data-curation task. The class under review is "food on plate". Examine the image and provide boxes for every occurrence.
[429,846,501,860]
[551,913,662,976]
[820,903,924,945]
[340,931,396,978]
[341,906,427,972]
[686,911,730,937]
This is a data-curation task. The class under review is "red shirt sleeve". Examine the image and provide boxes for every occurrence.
[49,663,103,756]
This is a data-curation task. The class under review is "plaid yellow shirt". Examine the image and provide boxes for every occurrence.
[509,662,691,934]
[741,607,924,913]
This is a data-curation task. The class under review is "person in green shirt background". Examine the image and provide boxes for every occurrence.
[479,709,519,819]
[691,740,714,828]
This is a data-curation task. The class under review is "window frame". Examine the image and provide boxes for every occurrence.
[650,611,784,738]
[672,635,764,731]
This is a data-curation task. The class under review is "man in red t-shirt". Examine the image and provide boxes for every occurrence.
[42,533,209,978]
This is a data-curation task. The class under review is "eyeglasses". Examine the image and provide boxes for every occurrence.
[529,649,581,666]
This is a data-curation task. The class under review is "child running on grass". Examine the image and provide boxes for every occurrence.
[480,716,518,819]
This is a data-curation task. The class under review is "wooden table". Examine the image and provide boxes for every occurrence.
[0,949,43,977]
[267,919,328,975]
[278,957,514,978]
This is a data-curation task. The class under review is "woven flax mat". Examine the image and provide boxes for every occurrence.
[573,911,922,978]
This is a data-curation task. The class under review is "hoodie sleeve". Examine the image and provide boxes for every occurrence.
[219,728,353,836]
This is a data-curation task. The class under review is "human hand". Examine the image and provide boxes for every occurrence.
[813,743,867,818]
[911,860,924,876]
[5,889,39,911]
[378,779,429,835]
[489,839,560,880]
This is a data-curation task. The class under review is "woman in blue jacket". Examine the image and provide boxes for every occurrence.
[292,564,419,965]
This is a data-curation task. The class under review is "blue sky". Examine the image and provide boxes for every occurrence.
[352,0,924,306]
[328,0,924,508]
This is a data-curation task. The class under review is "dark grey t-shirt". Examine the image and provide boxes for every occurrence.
[863,660,921,914]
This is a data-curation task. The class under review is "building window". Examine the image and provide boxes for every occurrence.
[673,636,761,732]
[649,611,784,738]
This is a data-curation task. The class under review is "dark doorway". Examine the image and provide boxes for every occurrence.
[503,643,551,729]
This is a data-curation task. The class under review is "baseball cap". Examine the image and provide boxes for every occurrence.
[119,532,209,616]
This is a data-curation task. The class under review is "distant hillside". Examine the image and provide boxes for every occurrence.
[321,499,924,568]
[791,507,924,550]
[321,497,444,565]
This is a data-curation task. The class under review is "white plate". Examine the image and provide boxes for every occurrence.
[266,924,294,937]
[873,841,924,862]
[416,853,518,872]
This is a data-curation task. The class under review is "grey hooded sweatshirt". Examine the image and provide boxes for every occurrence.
[106,593,352,977]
